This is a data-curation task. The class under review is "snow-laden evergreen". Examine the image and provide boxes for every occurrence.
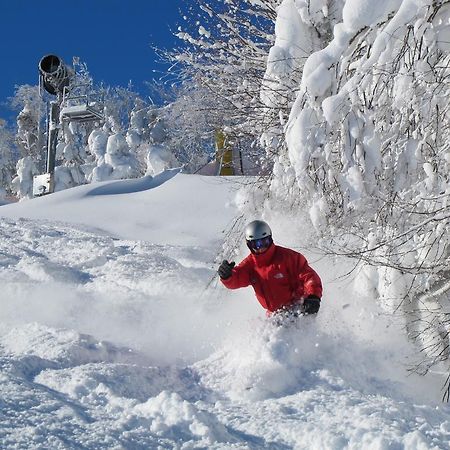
[11,155,39,199]
[0,119,14,199]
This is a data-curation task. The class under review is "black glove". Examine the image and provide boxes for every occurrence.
[303,296,321,314]
[218,260,235,280]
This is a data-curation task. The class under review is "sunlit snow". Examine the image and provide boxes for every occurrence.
[1,171,449,449]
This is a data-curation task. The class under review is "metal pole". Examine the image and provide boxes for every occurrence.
[46,101,59,175]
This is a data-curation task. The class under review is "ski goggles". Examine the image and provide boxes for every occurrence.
[246,236,273,252]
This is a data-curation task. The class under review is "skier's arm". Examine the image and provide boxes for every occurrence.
[220,257,252,289]
[294,253,323,299]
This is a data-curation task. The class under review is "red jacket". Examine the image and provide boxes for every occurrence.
[221,244,322,312]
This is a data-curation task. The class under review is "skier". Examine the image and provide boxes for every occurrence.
[218,220,322,316]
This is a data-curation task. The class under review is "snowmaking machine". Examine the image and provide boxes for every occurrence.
[32,54,104,196]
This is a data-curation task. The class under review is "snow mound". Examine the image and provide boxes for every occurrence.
[129,391,235,445]
[85,168,181,196]
[0,171,243,245]
[1,323,137,368]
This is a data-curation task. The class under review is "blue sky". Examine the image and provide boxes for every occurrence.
[0,0,186,118]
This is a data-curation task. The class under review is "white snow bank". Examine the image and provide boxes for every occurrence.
[0,170,243,245]
[85,167,180,196]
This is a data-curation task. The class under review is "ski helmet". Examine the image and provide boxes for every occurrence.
[245,220,272,241]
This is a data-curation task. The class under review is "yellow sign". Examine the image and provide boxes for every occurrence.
[215,130,234,175]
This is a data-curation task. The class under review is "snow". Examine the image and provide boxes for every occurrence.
[269,0,449,354]
[342,0,402,32]
[146,144,180,176]
[261,0,316,108]
[1,169,449,448]
[2,0,450,446]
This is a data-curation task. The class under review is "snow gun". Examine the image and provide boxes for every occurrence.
[38,54,72,96]
[33,54,103,197]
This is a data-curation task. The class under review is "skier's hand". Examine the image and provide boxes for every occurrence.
[303,296,321,314]
[218,260,235,280]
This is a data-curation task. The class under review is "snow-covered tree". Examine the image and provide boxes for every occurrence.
[87,127,110,182]
[10,85,45,164]
[103,133,140,180]
[103,85,143,134]
[260,0,343,150]
[0,119,15,199]
[156,82,216,172]
[263,0,450,393]
[53,119,95,192]
[11,156,39,199]
[168,0,283,170]
[127,102,166,173]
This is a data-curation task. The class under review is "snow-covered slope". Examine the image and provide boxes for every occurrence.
[1,171,449,449]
